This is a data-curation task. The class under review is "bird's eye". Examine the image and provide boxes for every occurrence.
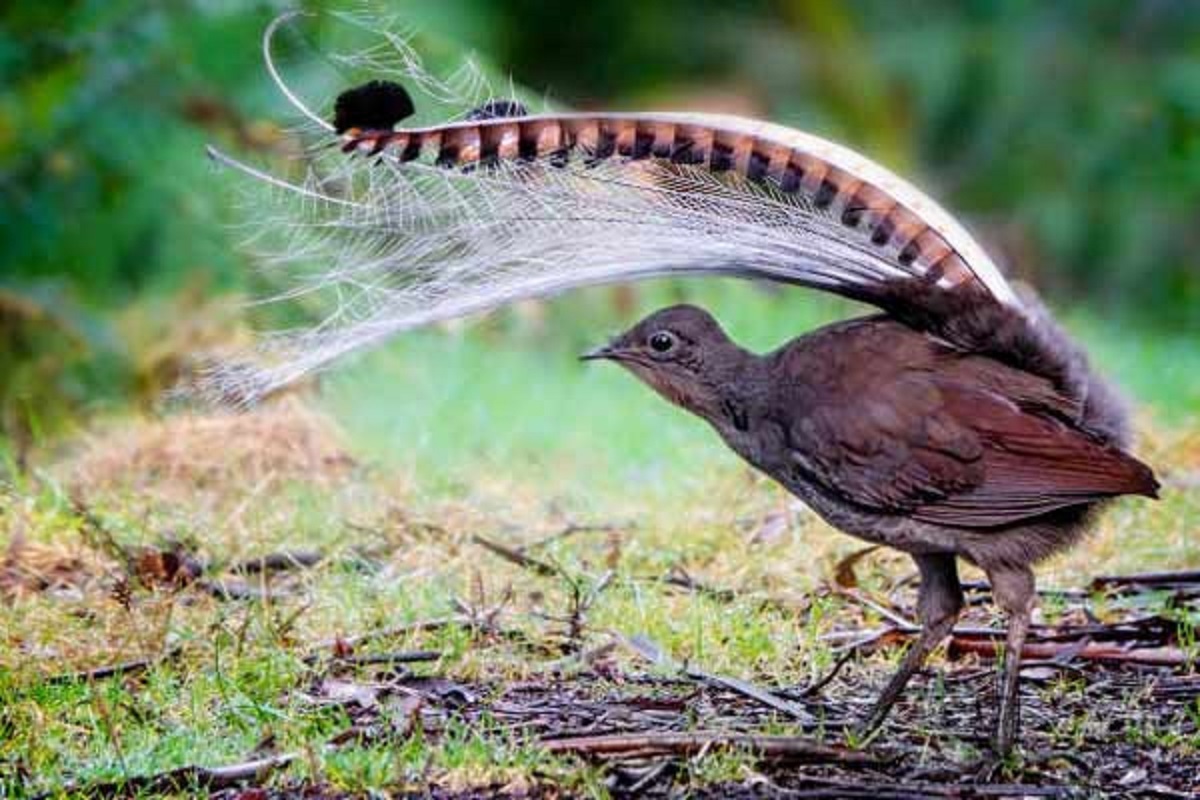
[649,332,676,353]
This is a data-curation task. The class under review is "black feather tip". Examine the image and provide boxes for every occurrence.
[332,80,415,133]
[466,99,529,121]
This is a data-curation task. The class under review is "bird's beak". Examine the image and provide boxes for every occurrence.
[580,343,614,362]
[579,342,617,362]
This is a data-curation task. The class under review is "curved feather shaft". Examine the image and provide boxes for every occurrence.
[347,112,1018,308]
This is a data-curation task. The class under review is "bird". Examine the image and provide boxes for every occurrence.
[580,302,1157,752]
[208,16,1161,753]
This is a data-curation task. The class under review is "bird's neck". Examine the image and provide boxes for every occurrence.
[689,346,771,439]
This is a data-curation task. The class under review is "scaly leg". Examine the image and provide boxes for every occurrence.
[988,565,1035,755]
[858,553,963,737]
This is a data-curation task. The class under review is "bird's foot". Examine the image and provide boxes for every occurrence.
[992,700,1020,756]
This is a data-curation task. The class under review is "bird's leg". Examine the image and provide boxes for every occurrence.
[987,565,1035,755]
[857,553,963,738]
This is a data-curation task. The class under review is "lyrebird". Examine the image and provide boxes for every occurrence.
[208,17,1159,754]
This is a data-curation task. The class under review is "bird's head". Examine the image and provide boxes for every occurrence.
[581,304,747,417]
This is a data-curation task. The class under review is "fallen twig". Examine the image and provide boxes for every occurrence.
[687,669,814,722]
[42,647,183,687]
[472,533,559,577]
[43,752,296,798]
[620,759,675,794]
[1028,615,1175,644]
[540,731,888,765]
[230,550,324,574]
[1091,569,1200,591]
[820,627,896,644]
[196,578,296,601]
[310,616,463,654]
[822,617,1176,647]
[523,520,631,551]
[660,566,737,603]
[655,567,807,616]
[317,649,442,667]
[836,588,919,631]
[473,533,615,647]
[799,645,863,696]
[960,579,1090,600]
[623,633,813,722]
[949,636,1191,667]
[751,774,1077,799]
[43,657,158,686]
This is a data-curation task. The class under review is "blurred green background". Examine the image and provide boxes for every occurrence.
[2,0,1198,466]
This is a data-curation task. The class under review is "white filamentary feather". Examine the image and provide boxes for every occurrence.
[200,13,1019,405]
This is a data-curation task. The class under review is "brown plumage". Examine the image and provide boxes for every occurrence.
[584,302,1157,753]
[767,315,1156,529]
[216,63,1160,755]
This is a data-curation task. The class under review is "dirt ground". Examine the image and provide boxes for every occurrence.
[59,575,1199,800]
[215,664,1199,799]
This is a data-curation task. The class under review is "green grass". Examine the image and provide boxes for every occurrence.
[1,283,1198,796]
[324,280,1200,498]
[322,281,855,501]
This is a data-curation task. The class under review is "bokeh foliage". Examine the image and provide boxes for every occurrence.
[489,0,1200,316]
[1,1,1197,446]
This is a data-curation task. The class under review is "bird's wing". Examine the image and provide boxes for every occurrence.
[909,382,1158,526]
[787,370,1158,529]
[201,15,1027,403]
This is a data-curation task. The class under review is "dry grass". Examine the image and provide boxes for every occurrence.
[60,398,356,504]
[0,535,116,603]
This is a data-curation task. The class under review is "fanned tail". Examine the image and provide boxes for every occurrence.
[205,13,1038,407]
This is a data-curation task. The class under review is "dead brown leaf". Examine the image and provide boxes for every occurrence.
[831,545,881,590]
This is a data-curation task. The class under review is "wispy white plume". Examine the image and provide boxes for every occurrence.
[200,12,1016,405]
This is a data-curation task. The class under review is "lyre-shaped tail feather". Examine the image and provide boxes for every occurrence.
[202,14,1023,405]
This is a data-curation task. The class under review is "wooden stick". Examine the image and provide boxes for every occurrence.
[660,567,737,603]
[196,579,295,601]
[230,550,324,574]
[540,731,887,765]
[42,647,183,687]
[949,636,1189,667]
[309,616,461,653]
[43,657,159,686]
[523,520,631,551]
[321,650,441,667]
[1091,570,1200,589]
[471,534,560,577]
[836,588,919,632]
[686,669,815,722]
[622,633,812,722]
[43,752,297,798]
